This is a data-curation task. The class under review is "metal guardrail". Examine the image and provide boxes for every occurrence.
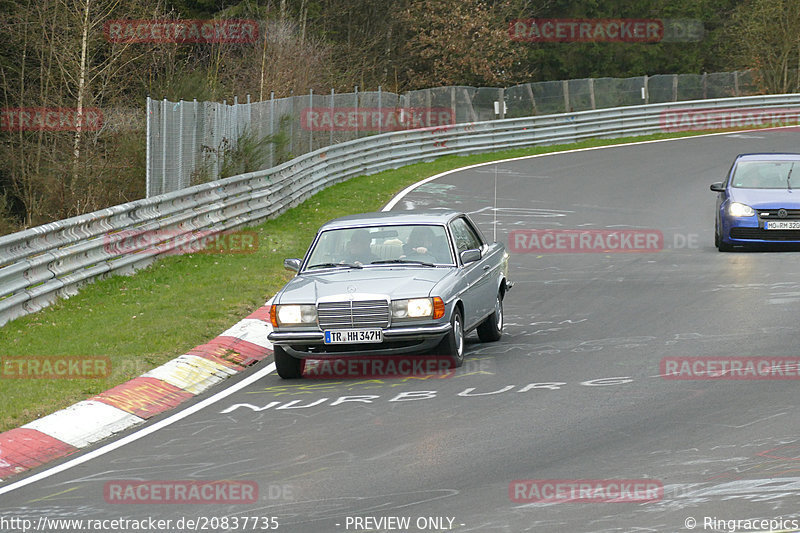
[2,94,800,326]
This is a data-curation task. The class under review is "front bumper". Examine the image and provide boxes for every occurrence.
[724,216,800,244]
[268,323,452,358]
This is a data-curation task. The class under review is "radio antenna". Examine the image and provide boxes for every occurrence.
[493,164,498,243]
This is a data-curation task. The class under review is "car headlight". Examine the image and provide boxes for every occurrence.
[728,202,755,217]
[392,297,445,319]
[270,304,317,327]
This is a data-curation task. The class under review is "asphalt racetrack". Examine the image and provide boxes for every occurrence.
[3,128,800,532]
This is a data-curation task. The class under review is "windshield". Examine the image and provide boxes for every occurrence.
[305,224,454,269]
[731,160,798,189]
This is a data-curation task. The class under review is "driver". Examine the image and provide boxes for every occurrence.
[402,226,438,261]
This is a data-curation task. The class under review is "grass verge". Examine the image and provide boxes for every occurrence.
[0,129,739,431]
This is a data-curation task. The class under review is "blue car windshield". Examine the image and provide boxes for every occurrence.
[306,224,455,268]
[731,161,797,189]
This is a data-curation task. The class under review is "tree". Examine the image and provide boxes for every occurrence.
[0,0,156,225]
[725,0,800,93]
[395,0,532,89]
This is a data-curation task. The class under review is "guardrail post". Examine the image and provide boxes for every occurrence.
[525,83,536,115]
[309,88,313,152]
[463,88,478,122]
[289,90,294,157]
[643,75,649,104]
[672,74,678,101]
[269,91,275,168]
[146,96,151,198]
[234,95,239,157]
[178,100,184,189]
[734,71,739,97]
[161,98,167,196]
[246,94,252,149]
[192,99,198,184]
[354,86,359,139]
[377,86,382,134]
[562,80,569,113]
[401,92,408,128]
[450,86,456,123]
[330,88,335,146]
[703,72,708,99]
[426,88,432,121]
[589,78,596,110]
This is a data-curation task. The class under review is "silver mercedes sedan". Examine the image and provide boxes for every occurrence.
[267,210,512,378]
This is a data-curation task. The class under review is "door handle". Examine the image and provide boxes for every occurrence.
[482,265,490,271]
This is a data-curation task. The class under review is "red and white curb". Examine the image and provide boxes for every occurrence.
[0,305,273,482]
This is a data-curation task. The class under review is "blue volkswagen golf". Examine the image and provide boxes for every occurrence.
[711,153,800,251]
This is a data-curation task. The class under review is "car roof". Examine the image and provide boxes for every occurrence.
[735,153,800,162]
[319,210,463,230]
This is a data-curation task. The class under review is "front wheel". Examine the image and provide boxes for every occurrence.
[437,308,464,367]
[716,223,733,252]
[274,345,303,379]
[716,234,733,252]
[477,292,503,342]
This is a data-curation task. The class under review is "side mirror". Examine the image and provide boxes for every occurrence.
[460,249,481,264]
[283,258,301,272]
[710,182,725,192]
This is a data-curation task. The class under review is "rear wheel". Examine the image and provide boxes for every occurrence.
[477,292,503,342]
[437,308,464,367]
[274,345,303,379]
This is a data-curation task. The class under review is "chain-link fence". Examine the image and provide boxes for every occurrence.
[147,69,776,197]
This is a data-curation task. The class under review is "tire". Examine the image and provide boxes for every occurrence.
[717,235,733,252]
[274,345,303,379]
[477,292,503,342]
[437,308,465,368]
[716,224,733,252]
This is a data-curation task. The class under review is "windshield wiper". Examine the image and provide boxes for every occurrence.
[788,162,795,191]
[307,262,362,270]
[370,259,435,267]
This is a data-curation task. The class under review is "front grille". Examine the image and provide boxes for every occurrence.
[730,227,800,241]
[317,299,390,329]
[758,209,800,220]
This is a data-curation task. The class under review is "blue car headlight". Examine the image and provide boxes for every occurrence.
[728,202,755,217]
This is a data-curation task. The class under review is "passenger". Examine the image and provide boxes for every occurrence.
[342,229,378,265]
